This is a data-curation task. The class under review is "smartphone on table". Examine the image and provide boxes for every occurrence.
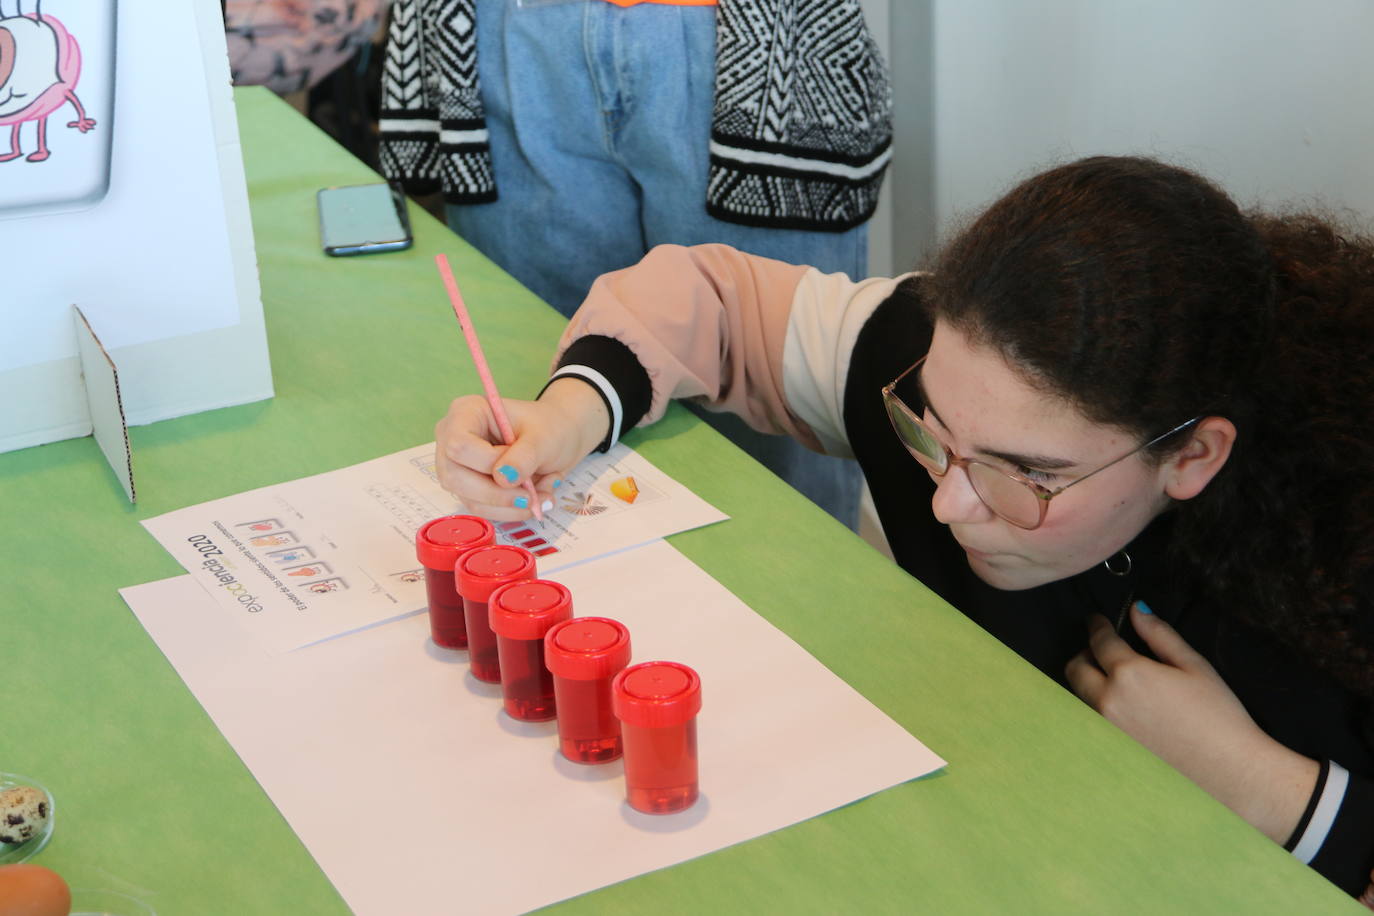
[316,181,414,256]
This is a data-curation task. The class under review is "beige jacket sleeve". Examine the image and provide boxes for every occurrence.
[553,243,910,456]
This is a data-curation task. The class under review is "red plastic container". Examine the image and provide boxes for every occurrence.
[545,617,632,763]
[488,579,573,721]
[415,515,496,649]
[455,545,537,683]
[612,661,702,814]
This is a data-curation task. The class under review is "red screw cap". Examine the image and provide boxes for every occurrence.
[545,617,632,680]
[456,544,537,603]
[489,579,573,640]
[612,661,701,729]
[415,515,495,569]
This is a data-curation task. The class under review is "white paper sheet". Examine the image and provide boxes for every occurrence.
[141,443,728,653]
[121,541,945,916]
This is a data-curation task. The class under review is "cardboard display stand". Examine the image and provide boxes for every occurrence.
[0,0,271,496]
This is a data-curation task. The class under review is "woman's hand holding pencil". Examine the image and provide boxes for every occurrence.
[433,253,608,521]
[433,380,609,521]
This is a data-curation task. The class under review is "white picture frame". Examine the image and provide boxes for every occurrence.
[0,0,271,456]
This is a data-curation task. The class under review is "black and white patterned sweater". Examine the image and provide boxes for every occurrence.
[377,0,893,232]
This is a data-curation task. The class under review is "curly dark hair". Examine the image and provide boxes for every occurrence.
[923,155,1374,699]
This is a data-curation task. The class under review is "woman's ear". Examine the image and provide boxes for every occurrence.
[1162,416,1236,501]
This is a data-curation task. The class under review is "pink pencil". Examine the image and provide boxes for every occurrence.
[435,254,543,520]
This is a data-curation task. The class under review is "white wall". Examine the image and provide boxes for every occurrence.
[886,0,1374,270]
[859,0,894,277]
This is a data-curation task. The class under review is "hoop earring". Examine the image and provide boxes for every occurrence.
[1103,551,1132,577]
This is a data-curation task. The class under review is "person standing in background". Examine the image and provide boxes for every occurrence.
[226,0,389,103]
[378,0,892,528]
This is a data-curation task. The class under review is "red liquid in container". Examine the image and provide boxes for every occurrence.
[613,661,701,814]
[488,579,573,721]
[545,617,632,763]
[415,515,495,649]
[455,545,537,683]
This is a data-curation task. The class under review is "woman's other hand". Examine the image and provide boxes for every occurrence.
[1066,603,1320,845]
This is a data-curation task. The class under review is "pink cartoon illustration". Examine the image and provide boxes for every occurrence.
[0,1,95,163]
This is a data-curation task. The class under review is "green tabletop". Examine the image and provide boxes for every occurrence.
[1,87,1358,914]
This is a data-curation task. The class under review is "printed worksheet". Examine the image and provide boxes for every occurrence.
[121,541,945,916]
[142,443,727,653]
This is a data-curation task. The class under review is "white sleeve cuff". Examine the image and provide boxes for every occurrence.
[1291,760,1349,865]
[550,364,624,449]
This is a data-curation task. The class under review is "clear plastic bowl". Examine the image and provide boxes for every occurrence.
[69,888,157,915]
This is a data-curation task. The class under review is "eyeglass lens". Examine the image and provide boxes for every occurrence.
[884,398,946,470]
[965,463,1041,528]
[884,396,1043,528]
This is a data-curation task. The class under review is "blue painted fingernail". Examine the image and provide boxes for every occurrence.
[551,478,562,489]
[498,465,519,483]
[514,496,529,510]
[1135,600,1154,615]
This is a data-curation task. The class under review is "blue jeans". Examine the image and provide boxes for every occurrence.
[451,0,864,528]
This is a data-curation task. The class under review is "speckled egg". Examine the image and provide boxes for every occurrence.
[0,787,48,846]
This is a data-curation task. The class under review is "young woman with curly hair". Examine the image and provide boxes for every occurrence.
[432,155,1374,899]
